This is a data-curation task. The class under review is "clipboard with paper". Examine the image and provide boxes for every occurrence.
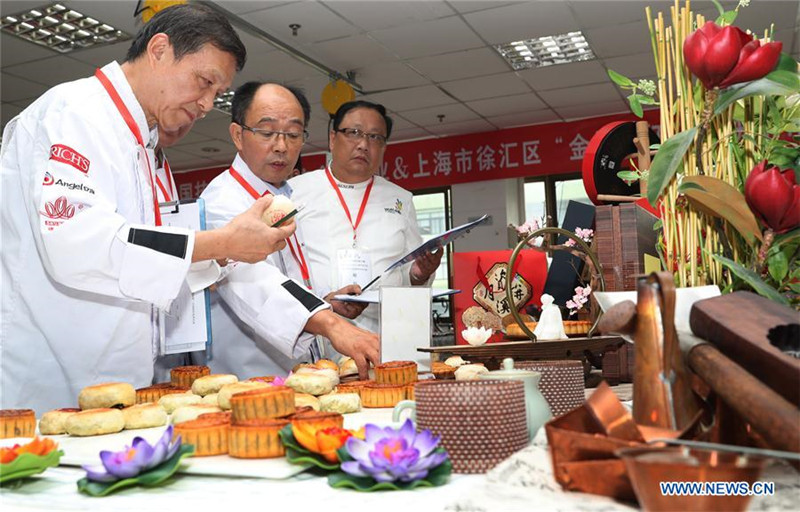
[158,199,212,355]
[361,214,490,291]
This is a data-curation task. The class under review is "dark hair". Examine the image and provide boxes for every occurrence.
[331,100,393,140]
[230,82,311,126]
[125,4,246,72]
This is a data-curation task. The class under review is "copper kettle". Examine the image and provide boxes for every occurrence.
[600,272,702,430]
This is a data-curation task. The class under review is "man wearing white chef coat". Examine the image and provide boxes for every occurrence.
[200,82,379,379]
[290,101,443,335]
[0,5,294,414]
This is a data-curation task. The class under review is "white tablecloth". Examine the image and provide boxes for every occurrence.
[1,409,797,511]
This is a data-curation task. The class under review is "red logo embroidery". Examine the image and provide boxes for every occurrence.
[50,144,90,174]
[43,196,75,220]
[43,172,54,185]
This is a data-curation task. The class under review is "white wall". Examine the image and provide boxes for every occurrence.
[451,177,525,253]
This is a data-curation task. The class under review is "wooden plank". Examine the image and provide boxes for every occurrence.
[418,336,625,369]
[690,291,800,407]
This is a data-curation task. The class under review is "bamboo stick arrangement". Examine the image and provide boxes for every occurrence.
[647,0,767,288]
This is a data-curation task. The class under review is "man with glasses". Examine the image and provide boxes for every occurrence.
[290,101,443,337]
[1,5,296,414]
[199,83,379,379]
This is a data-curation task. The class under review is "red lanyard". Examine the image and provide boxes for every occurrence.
[155,156,174,203]
[229,166,311,286]
[95,68,162,226]
[325,166,373,246]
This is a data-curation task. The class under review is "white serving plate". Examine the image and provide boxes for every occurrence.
[1,408,398,480]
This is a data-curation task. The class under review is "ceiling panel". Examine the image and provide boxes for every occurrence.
[553,99,630,120]
[323,0,455,31]
[369,16,484,59]
[408,47,509,82]
[4,56,94,87]
[584,20,652,59]
[601,52,657,82]
[441,72,531,102]
[1,102,23,128]
[67,41,132,68]
[0,33,56,67]
[467,92,547,117]
[486,108,561,128]
[464,1,577,44]
[538,82,623,107]
[387,126,435,142]
[363,84,458,111]
[425,118,496,136]
[215,1,301,15]
[1,73,49,102]
[308,34,395,70]
[244,1,360,44]
[520,59,609,91]
[355,61,428,92]
[447,1,525,15]
[399,102,481,126]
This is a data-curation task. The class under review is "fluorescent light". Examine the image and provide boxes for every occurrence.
[1,3,131,53]
[494,31,595,70]
[213,90,235,115]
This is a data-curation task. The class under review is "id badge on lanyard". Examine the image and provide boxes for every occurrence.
[336,248,372,289]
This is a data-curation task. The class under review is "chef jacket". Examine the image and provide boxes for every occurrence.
[1,62,195,414]
[199,154,328,378]
[289,168,428,335]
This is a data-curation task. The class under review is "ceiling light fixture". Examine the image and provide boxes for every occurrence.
[1,3,131,53]
[495,31,595,70]
[213,90,235,115]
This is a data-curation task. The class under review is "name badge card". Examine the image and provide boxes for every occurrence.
[336,249,372,288]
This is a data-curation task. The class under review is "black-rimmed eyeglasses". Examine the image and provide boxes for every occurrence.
[334,127,387,146]
[239,123,308,145]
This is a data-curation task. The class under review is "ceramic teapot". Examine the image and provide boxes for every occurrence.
[479,357,552,441]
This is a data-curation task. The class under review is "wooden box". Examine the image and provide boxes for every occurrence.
[594,204,659,291]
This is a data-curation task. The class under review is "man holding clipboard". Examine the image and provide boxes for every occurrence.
[290,101,443,335]
[200,83,379,379]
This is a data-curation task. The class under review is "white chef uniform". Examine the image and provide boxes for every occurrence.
[289,167,428,335]
[1,62,195,414]
[199,154,329,378]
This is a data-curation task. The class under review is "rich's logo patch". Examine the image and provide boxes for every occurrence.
[43,196,75,220]
[43,172,54,186]
[50,144,90,174]
[384,198,403,215]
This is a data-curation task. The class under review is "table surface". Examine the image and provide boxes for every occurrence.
[1,397,797,511]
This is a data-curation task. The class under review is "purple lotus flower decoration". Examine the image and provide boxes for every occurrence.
[340,419,448,483]
[82,426,181,483]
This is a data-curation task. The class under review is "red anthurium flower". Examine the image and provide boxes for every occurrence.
[683,22,782,89]
[744,161,800,234]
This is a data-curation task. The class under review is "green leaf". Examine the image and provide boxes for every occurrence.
[0,450,63,484]
[607,69,634,87]
[776,53,799,73]
[710,0,725,16]
[679,175,763,244]
[768,250,789,282]
[278,424,339,471]
[628,94,643,117]
[774,228,800,248]
[76,444,194,497]
[327,450,452,492]
[647,127,697,205]
[711,254,790,305]
[715,10,737,26]
[617,170,640,181]
[714,73,800,116]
